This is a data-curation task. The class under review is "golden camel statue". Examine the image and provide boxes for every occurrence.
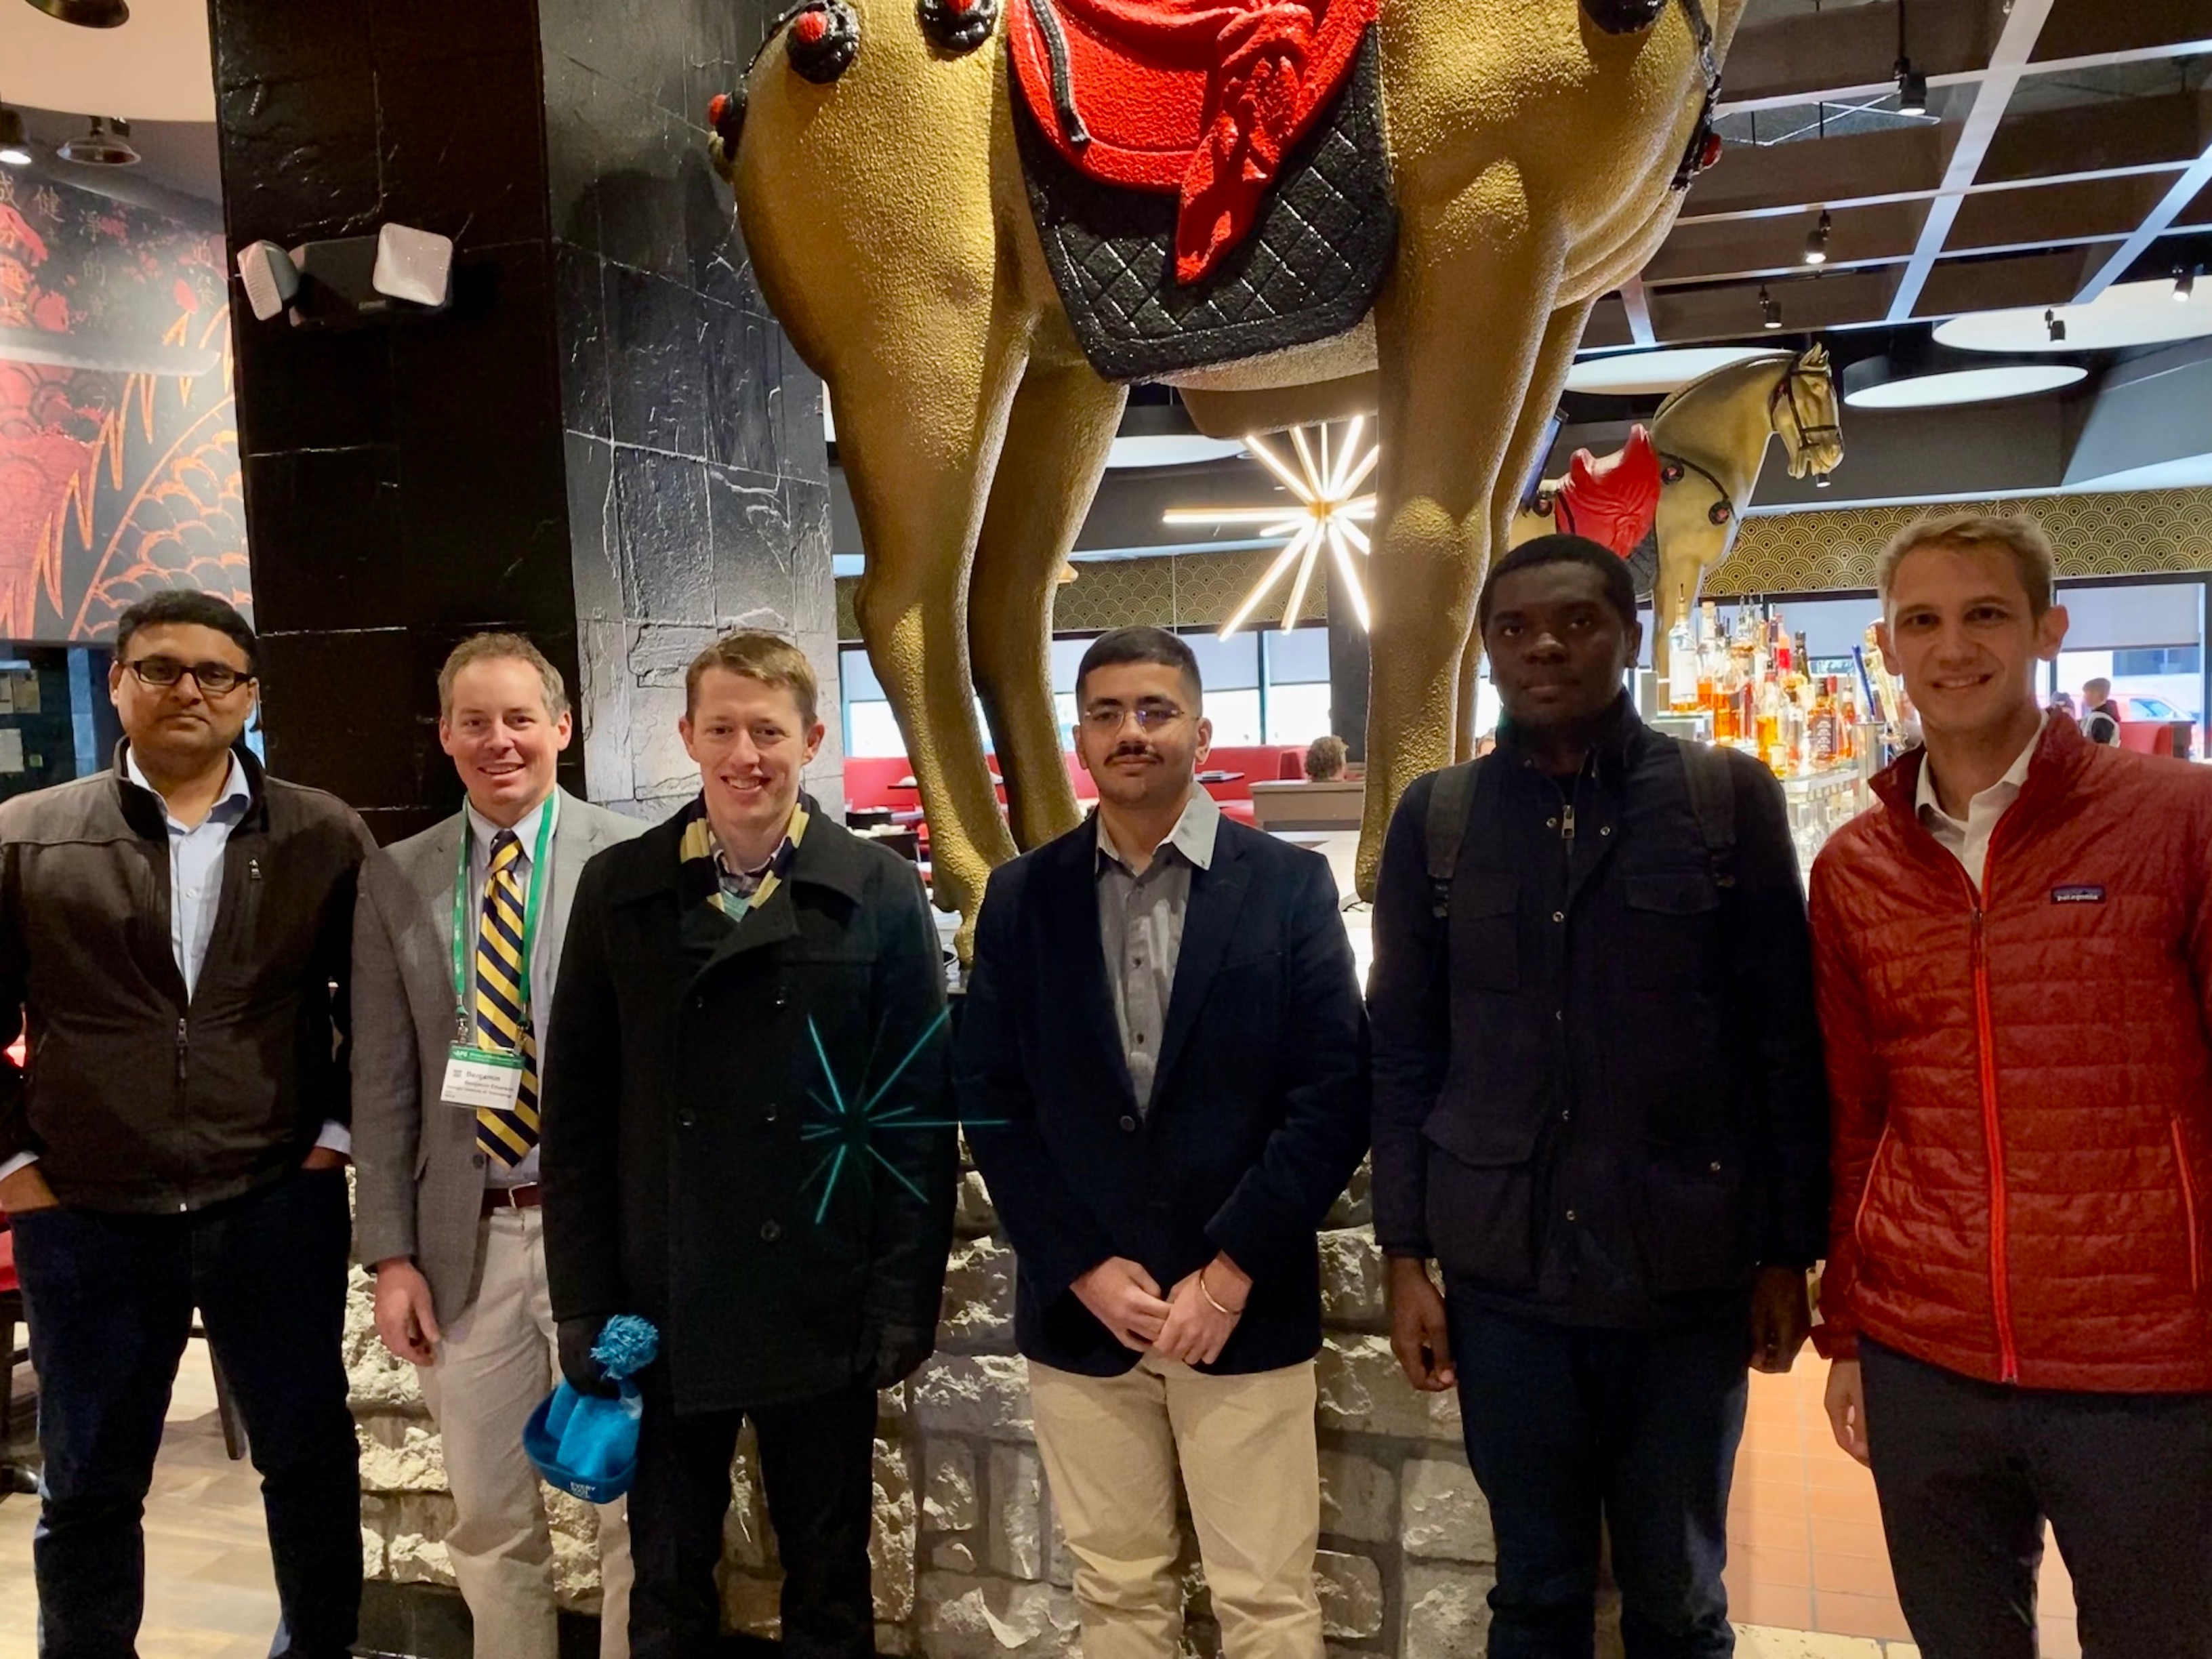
[1507,344,1845,710]
[718,0,1750,926]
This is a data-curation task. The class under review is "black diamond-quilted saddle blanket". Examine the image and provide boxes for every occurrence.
[1011,26,1396,385]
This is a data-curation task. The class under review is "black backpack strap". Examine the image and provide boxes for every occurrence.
[1423,759,1483,918]
[1677,741,1738,890]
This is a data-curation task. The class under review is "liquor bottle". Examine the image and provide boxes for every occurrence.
[1755,676,1782,768]
[1668,590,1700,713]
[1807,675,1841,768]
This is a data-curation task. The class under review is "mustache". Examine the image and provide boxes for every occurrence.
[1109,743,1158,761]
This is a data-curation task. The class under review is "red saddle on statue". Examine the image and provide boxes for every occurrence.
[1551,426,1663,559]
[1007,0,1376,283]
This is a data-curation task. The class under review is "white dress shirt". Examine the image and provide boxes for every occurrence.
[462,793,558,1186]
[0,748,344,1185]
[1914,717,2047,895]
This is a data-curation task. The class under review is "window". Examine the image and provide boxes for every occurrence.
[2113,647,2200,677]
[1262,626,1332,744]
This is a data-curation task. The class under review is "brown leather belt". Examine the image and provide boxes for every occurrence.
[482,1183,543,1214]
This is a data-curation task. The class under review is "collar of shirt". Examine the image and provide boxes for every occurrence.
[1095,785,1221,878]
[124,745,251,831]
[712,810,801,897]
[466,791,557,873]
[1914,714,2046,835]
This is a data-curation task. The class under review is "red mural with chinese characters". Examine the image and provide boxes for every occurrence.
[0,169,247,644]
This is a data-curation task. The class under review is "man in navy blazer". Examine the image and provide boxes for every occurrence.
[958,627,1368,1659]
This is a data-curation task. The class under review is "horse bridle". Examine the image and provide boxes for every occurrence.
[1657,352,1837,526]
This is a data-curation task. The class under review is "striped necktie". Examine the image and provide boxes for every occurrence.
[474,830,540,1167]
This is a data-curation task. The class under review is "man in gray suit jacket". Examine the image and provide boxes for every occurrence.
[352,634,645,1658]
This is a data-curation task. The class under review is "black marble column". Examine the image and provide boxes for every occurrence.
[209,0,837,835]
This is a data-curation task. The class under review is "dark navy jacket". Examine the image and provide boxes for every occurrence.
[1368,700,1829,1328]
[956,811,1369,1377]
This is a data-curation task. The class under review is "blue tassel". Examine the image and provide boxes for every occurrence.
[591,1314,659,1382]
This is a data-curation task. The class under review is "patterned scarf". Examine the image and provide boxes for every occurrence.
[678,796,810,920]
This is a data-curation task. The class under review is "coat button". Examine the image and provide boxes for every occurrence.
[761,1220,782,1242]
[774,991,789,1008]
[1565,1208,1578,1223]
[764,1103,779,1123]
[677,1109,697,1129]
[1119,1115,1138,1132]
[1552,911,1565,923]
[1709,1161,1723,1174]
[472,1153,487,1169]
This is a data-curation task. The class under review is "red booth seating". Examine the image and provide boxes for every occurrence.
[2117,722,2179,758]
[842,747,1308,828]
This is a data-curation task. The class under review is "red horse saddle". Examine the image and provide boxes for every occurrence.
[1007,0,1376,283]
[1548,426,1662,558]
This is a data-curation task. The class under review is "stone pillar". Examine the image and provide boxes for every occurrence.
[209,0,838,837]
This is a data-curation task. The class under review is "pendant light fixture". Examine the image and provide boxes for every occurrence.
[1803,209,1832,266]
[0,104,30,168]
[1893,0,1927,116]
[18,0,129,26]
[1759,285,1782,330]
[2175,266,2198,305]
[57,116,139,166]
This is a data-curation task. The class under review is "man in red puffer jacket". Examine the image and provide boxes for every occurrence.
[1811,511,2212,1659]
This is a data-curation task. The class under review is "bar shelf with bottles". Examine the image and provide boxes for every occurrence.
[1664,597,1907,872]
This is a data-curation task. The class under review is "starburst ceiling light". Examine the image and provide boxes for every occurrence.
[1164,419,1378,641]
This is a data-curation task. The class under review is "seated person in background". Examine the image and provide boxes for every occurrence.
[1303,734,1349,782]
[2045,692,2076,722]
[2079,676,2123,745]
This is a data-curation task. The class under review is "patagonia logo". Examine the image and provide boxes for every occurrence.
[2051,885,2106,904]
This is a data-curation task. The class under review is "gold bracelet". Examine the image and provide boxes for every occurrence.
[1198,1265,1244,1317]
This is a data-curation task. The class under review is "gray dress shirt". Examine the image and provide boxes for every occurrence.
[1095,787,1221,1113]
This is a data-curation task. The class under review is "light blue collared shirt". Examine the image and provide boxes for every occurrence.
[127,745,254,1000]
[462,793,558,1187]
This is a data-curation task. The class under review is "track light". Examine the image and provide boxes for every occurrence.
[1804,209,1831,266]
[0,106,28,168]
[56,116,138,167]
[2175,266,2198,304]
[1894,0,1926,116]
[1895,60,1927,116]
[1814,472,1832,489]
[2045,308,2066,344]
[1759,285,1782,330]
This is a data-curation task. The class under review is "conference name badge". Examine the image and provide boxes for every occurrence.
[443,1046,525,1111]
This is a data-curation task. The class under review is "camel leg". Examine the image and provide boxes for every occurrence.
[1359,182,1562,895]
[842,323,1032,938]
[968,358,1128,851]
[1449,299,1594,761]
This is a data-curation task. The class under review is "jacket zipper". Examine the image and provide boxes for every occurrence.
[175,1015,188,1082]
[1969,905,2018,1380]
[2176,1118,2202,1296]
[1853,1124,1893,1254]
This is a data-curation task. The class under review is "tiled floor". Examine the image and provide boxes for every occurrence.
[0,1340,283,1658]
[1727,1359,2081,1658]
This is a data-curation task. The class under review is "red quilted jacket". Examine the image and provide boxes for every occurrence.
[1810,716,2212,1392]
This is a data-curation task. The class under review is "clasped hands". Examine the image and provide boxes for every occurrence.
[1073,1252,1250,1366]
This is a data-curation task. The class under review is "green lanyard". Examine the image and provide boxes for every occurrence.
[451,796,558,1047]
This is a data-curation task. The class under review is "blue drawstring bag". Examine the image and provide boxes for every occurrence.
[522,1315,659,1504]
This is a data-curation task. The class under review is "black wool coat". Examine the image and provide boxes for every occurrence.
[957,813,1370,1378]
[540,797,957,1414]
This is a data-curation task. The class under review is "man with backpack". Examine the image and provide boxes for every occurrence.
[1367,535,1830,1656]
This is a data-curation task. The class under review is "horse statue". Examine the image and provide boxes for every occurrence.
[714,0,1750,928]
[1504,344,1844,718]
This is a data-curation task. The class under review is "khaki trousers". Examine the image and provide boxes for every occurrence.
[417,1208,632,1659]
[1028,1355,1324,1659]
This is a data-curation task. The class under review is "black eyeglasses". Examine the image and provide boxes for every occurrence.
[123,655,255,696]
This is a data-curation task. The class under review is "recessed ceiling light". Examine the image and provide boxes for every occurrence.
[1936,279,2212,353]
[1564,346,1783,396]
[1843,362,2087,410]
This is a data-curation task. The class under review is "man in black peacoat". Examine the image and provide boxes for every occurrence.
[541,634,956,1659]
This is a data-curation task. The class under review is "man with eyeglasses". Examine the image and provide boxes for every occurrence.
[959,626,1368,1659]
[0,590,374,1658]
